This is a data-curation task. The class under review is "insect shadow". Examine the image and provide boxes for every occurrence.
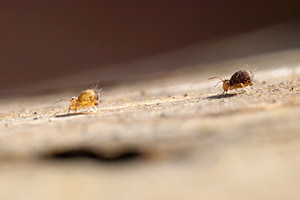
[54,112,85,118]
[205,93,237,100]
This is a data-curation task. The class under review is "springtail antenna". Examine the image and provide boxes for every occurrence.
[214,80,223,87]
[208,76,224,82]
[209,77,225,87]
[54,98,70,105]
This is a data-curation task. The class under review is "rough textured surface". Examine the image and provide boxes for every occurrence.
[0,49,300,200]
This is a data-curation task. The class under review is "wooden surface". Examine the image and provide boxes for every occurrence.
[0,49,300,200]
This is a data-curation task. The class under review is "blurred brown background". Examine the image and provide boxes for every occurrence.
[0,0,300,95]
